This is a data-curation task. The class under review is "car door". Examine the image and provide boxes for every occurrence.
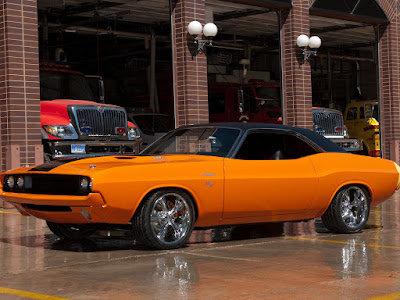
[223,130,319,220]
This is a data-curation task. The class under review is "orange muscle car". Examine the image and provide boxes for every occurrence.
[1,123,399,250]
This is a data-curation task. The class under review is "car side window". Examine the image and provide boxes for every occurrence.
[346,107,357,120]
[235,131,318,160]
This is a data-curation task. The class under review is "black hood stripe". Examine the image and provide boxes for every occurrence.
[29,158,83,172]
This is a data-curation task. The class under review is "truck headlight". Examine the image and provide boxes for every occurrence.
[43,124,78,139]
[128,127,140,140]
[343,125,349,138]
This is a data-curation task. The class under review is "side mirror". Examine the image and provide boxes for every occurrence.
[85,75,105,103]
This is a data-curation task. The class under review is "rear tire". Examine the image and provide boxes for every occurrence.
[133,189,196,250]
[47,221,96,240]
[321,185,370,233]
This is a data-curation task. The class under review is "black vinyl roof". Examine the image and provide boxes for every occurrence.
[184,122,346,153]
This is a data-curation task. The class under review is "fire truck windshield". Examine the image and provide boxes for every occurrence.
[40,70,94,101]
[254,87,281,110]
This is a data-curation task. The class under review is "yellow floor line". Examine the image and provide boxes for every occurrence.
[0,286,70,300]
[371,210,400,215]
[364,292,400,300]
[0,210,19,214]
[282,236,400,250]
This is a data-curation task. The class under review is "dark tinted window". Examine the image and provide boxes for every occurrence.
[132,114,173,135]
[346,107,358,120]
[360,107,365,119]
[209,90,226,114]
[235,131,319,160]
[40,70,94,101]
[242,88,259,114]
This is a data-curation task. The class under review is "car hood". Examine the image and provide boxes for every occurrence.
[24,155,223,176]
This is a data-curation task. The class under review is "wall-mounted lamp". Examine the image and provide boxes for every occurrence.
[296,34,321,63]
[188,21,218,51]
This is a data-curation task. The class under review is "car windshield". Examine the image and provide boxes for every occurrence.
[141,127,241,157]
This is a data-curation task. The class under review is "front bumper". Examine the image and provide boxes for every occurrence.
[45,140,140,160]
[328,137,362,152]
[0,190,132,224]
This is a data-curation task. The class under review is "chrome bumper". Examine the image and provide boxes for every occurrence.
[45,140,140,159]
[329,137,362,152]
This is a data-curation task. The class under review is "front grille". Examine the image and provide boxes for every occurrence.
[72,106,127,136]
[313,110,344,136]
[3,174,90,196]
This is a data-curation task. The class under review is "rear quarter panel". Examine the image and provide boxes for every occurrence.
[309,153,398,216]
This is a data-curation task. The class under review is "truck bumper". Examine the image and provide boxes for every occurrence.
[45,140,140,159]
[329,138,362,152]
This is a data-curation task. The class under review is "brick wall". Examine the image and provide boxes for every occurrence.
[0,0,42,207]
[280,0,313,129]
[376,0,399,162]
[171,0,209,128]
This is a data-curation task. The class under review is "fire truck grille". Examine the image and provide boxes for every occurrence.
[313,110,344,136]
[73,107,127,136]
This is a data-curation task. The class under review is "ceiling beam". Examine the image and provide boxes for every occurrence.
[311,24,369,35]
[46,1,123,16]
[214,9,271,22]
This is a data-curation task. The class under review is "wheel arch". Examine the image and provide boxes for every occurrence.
[323,181,373,213]
[130,185,200,222]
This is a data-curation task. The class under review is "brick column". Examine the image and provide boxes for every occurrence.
[376,1,399,162]
[280,1,313,129]
[0,0,42,207]
[171,0,209,128]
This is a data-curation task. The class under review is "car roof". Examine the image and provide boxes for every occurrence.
[181,122,346,153]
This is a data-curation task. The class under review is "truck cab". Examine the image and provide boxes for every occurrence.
[344,100,380,157]
[40,63,140,161]
[208,81,282,124]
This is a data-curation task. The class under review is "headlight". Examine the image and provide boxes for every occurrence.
[16,176,24,189]
[128,127,141,140]
[79,177,92,193]
[6,176,14,189]
[43,124,78,139]
[343,125,349,138]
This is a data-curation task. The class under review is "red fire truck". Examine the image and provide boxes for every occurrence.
[40,63,140,161]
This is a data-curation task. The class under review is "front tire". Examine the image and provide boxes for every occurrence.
[133,189,196,250]
[47,221,96,240]
[321,185,370,233]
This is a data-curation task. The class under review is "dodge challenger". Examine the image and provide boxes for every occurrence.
[1,123,399,250]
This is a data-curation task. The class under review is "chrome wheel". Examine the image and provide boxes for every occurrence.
[321,185,370,233]
[134,189,195,249]
[150,193,191,245]
[339,186,368,229]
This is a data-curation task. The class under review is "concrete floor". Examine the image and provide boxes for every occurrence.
[1,193,400,299]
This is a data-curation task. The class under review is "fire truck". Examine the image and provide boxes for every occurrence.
[40,63,140,161]
[209,80,361,152]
